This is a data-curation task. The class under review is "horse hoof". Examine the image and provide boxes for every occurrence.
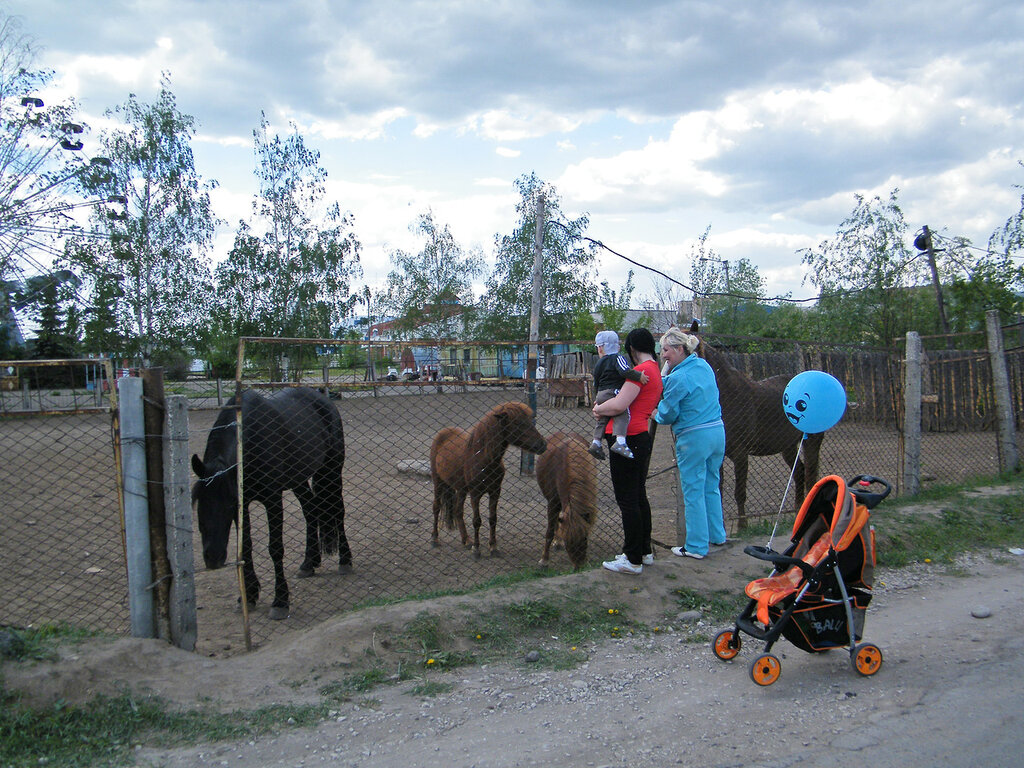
[431,540,440,548]
[269,606,290,621]
[338,563,353,575]
[472,548,481,561]
[296,567,315,578]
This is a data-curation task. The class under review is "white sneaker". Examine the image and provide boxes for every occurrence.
[616,552,654,566]
[602,558,642,575]
[671,546,705,560]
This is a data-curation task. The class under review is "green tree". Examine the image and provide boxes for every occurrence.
[213,114,362,369]
[382,210,483,338]
[26,272,78,359]
[76,74,217,364]
[800,189,935,346]
[477,173,596,340]
[595,270,635,333]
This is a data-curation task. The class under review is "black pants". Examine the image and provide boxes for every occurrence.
[607,431,653,565]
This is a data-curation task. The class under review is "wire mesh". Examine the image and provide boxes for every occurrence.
[2,335,1019,656]
[0,360,126,634]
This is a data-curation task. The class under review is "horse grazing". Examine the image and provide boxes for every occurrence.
[535,432,599,570]
[689,321,823,527]
[430,400,547,559]
[191,386,348,620]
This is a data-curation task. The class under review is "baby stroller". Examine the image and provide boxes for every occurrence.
[712,474,891,686]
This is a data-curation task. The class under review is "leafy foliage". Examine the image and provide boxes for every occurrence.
[476,173,597,340]
[382,210,483,338]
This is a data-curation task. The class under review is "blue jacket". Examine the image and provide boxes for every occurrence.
[655,354,722,434]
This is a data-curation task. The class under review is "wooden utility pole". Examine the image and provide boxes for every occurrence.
[917,226,953,349]
[522,194,545,476]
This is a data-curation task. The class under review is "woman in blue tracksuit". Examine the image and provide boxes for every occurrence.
[654,326,727,559]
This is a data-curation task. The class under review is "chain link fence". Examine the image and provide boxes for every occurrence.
[2,330,1020,656]
[0,360,127,634]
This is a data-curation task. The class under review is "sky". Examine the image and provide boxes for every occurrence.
[6,0,1024,309]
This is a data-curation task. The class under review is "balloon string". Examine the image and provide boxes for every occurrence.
[766,436,805,550]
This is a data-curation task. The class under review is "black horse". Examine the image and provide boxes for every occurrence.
[191,386,349,620]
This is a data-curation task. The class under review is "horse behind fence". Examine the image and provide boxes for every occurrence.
[691,321,823,526]
[535,432,599,569]
[191,386,349,620]
[430,400,547,558]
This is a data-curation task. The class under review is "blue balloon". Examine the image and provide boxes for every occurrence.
[783,370,847,434]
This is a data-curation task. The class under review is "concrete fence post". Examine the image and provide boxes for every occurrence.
[902,331,922,496]
[119,376,154,637]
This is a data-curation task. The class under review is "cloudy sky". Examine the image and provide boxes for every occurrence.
[7,0,1024,306]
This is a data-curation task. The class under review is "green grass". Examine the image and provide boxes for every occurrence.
[0,690,331,768]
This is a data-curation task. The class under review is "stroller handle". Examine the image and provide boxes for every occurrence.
[848,475,892,509]
[743,545,817,579]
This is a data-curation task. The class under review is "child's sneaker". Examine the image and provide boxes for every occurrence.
[587,442,607,460]
[609,442,634,459]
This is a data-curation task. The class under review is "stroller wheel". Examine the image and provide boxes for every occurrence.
[712,629,741,660]
[852,643,883,676]
[749,654,781,686]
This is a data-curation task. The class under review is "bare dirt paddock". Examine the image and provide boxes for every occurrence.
[0,384,1004,657]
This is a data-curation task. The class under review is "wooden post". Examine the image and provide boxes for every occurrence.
[986,310,1020,473]
[902,331,922,496]
[522,194,545,477]
[141,368,172,642]
[163,395,197,650]
[119,376,155,637]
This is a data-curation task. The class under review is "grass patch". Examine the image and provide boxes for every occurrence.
[670,586,747,624]
[876,482,1024,567]
[0,624,101,663]
[0,689,330,768]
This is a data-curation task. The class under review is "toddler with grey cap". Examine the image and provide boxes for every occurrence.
[590,330,647,460]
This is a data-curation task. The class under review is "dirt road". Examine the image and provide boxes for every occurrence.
[122,550,1024,768]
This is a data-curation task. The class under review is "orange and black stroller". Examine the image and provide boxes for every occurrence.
[712,474,891,686]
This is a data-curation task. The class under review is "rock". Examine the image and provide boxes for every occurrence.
[397,459,431,477]
[677,610,702,623]
[525,650,541,663]
[971,606,992,619]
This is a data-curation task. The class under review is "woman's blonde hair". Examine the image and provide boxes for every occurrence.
[660,325,700,355]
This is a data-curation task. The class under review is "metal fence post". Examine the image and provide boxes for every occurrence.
[119,376,155,637]
[902,331,922,496]
[986,310,1020,473]
[163,395,197,650]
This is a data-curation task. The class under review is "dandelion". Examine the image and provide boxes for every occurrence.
[475,634,482,640]
[571,646,577,651]
[654,627,660,633]
[924,558,932,564]
[426,658,435,665]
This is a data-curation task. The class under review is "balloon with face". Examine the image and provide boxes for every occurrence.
[783,370,847,434]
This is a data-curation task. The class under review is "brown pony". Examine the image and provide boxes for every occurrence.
[430,400,547,558]
[689,321,823,527]
[536,432,598,570]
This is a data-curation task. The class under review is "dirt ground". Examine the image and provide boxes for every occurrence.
[4,495,1024,768]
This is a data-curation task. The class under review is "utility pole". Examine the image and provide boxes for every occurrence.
[915,225,953,349]
[522,194,545,476]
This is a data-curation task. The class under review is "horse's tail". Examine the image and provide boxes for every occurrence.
[443,485,457,530]
[313,402,348,560]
